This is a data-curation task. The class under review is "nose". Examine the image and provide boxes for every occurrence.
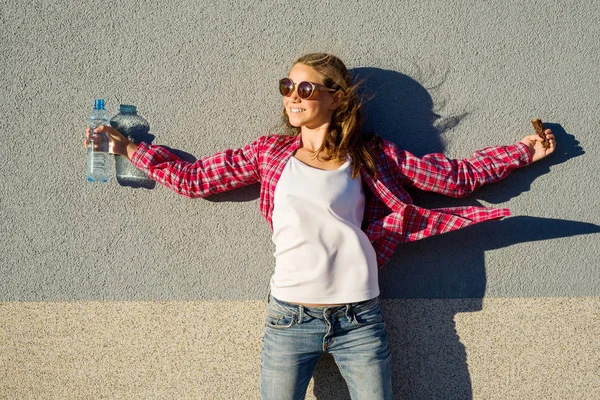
[287,87,301,102]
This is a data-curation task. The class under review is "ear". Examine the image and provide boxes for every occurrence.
[329,90,344,110]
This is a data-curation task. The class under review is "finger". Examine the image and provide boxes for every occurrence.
[96,125,117,138]
[95,125,112,134]
[527,134,543,143]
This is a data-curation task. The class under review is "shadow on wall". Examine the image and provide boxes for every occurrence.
[309,67,594,399]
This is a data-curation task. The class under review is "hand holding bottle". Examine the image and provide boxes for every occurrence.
[85,125,139,160]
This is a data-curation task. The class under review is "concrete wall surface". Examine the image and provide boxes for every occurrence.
[2,0,599,398]
[2,299,599,399]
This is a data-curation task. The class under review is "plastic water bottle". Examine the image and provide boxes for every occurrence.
[87,99,111,182]
[110,104,154,188]
[110,104,155,188]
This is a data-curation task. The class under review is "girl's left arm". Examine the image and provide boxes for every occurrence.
[392,130,556,198]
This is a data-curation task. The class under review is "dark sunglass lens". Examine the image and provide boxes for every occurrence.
[297,81,313,99]
[279,78,293,96]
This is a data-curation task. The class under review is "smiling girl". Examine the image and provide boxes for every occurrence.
[88,53,556,399]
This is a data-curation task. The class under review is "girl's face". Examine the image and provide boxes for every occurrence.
[283,63,339,131]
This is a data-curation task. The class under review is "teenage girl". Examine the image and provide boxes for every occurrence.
[87,53,556,399]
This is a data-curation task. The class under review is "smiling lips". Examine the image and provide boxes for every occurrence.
[290,108,305,113]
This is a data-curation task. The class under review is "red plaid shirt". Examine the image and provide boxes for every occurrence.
[131,134,532,268]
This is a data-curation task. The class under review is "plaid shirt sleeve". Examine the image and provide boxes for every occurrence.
[130,138,262,198]
[388,141,532,198]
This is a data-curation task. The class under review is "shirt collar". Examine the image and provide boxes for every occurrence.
[292,133,303,150]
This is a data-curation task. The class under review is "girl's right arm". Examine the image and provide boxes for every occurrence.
[89,125,261,198]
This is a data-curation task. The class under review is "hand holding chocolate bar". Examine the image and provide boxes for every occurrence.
[520,119,556,162]
[531,118,550,149]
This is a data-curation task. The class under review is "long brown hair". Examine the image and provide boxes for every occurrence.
[281,53,380,178]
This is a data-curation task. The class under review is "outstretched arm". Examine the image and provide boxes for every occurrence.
[390,129,556,198]
[88,125,261,198]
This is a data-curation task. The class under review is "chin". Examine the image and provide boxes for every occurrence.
[287,117,304,128]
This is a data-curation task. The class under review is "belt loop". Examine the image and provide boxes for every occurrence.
[298,305,304,324]
[345,304,353,323]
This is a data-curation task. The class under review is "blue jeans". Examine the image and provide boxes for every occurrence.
[260,295,393,400]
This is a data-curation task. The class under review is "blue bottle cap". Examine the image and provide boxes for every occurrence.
[119,104,137,114]
[94,99,105,110]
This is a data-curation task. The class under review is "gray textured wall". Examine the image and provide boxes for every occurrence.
[2,1,600,398]
[2,0,599,301]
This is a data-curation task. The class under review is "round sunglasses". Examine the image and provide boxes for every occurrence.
[279,78,337,100]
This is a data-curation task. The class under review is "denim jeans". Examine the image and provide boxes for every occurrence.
[260,295,393,400]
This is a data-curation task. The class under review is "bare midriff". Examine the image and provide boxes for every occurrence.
[289,302,345,308]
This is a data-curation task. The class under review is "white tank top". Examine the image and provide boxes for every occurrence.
[270,156,379,304]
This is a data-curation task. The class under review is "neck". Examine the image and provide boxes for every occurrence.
[300,124,329,152]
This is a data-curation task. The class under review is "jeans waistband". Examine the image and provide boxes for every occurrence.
[268,295,379,320]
